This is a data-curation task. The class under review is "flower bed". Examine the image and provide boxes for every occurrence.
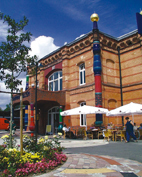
[0,134,67,177]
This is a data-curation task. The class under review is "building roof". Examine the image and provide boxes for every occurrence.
[39,29,138,61]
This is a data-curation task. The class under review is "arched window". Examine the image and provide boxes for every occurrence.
[48,71,62,91]
[80,102,86,126]
[79,63,85,85]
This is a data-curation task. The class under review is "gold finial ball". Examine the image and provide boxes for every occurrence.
[90,13,99,22]
[140,10,142,15]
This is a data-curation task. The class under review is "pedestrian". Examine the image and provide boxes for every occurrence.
[62,124,75,139]
[107,123,112,130]
[125,117,137,143]
[12,121,16,135]
[7,121,16,135]
[62,123,70,132]
[134,123,138,131]
[138,123,142,130]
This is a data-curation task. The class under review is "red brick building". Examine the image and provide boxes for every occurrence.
[13,29,142,135]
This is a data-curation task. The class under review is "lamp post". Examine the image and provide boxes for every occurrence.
[28,61,40,142]
[35,61,38,144]
[35,62,43,143]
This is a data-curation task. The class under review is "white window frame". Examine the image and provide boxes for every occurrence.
[48,71,62,91]
[79,63,85,85]
[80,102,86,127]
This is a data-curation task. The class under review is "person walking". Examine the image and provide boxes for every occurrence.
[125,117,137,143]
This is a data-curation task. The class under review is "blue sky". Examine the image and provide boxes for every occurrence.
[0,0,142,110]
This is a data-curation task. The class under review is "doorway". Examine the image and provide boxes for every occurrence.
[48,107,59,134]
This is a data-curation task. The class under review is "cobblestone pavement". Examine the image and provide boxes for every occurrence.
[35,153,142,177]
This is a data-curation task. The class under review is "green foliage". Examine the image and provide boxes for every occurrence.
[23,135,64,158]
[0,107,3,111]
[0,12,38,148]
[0,134,67,177]
[0,12,37,91]
[4,103,10,112]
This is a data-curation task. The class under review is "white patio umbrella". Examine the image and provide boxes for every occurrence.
[60,105,108,116]
[106,102,142,122]
[60,105,108,130]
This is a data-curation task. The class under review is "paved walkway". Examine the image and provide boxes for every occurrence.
[35,153,142,177]
[0,130,142,176]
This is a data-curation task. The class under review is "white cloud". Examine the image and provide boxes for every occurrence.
[0,16,60,109]
[0,92,10,110]
[0,35,60,109]
[0,21,8,41]
[0,82,11,110]
[29,36,59,59]
[0,72,26,110]
[75,34,85,40]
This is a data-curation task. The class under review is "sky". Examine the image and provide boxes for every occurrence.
[0,0,142,110]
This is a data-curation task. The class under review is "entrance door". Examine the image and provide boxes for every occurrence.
[48,107,59,134]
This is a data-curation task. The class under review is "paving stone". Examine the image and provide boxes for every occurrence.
[104,172,123,177]
[82,166,90,169]
[119,165,132,172]
[33,153,142,177]
[136,170,142,177]
[129,165,142,170]
[76,166,84,169]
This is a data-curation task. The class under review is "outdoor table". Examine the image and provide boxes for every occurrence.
[92,128,98,131]
[115,130,126,141]
[135,130,140,139]
[91,129,98,139]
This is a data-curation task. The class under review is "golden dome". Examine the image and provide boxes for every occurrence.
[90,13,99,22]
[140,10,142,15]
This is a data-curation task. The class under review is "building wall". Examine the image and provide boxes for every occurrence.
[121,45,142,125]
[27,31,142,130]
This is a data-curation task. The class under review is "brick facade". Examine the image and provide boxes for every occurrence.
[13,30,142,134]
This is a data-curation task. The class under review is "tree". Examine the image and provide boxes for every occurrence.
[0,12,37,147]
[4,103,10,112]
[0,107,3,111]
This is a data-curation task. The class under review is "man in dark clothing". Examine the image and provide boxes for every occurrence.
[125,117,137,142]
[8,121,16,135]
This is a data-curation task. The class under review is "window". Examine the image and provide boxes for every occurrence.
[80,102,86,126]
[79,63,85,85]
[48,71,62,91]
[4,120,9,123]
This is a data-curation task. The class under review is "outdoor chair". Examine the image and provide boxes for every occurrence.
[63,130,72,139]
[63,130,66,139]
[86,129,93,139]
[115,130,126,142]
[139,129,142,139]
[45,125,52,135]
[103,129,114,141]
[77,127,87,140]
[98,130,103,139]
